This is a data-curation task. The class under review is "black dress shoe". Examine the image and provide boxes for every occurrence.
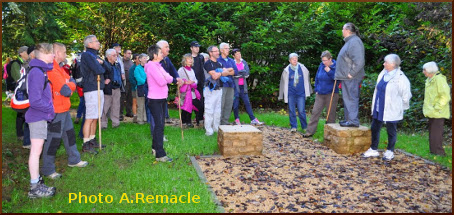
[339,121,359,127]
[302,133,313,138]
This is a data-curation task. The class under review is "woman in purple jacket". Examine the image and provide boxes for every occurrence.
[25,43,56,198]
[303,51,339,137]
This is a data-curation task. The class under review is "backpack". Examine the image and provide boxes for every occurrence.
[10,66,48,113]
[5,59,22,91]
[70,53,83,86]
[112,62,122,88]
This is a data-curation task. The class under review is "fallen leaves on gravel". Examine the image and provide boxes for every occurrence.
[197,126,452,213]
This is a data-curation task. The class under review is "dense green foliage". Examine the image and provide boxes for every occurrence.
[2,2,451,131]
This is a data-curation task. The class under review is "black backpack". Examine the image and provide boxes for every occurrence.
[70,54,83,86]
[5,59,22,91]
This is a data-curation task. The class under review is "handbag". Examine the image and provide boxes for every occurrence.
[136,84,147,97]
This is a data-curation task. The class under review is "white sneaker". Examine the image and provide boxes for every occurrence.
[68,160,88,168]
[362,148,380,158]
[205,132,213,136]
[382,150,394,161]
[47,172,62,180]
[163,136,168,142]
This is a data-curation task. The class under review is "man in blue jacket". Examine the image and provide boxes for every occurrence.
[157,40,181,123]
[217,42,237,125]
[80,35,105,154]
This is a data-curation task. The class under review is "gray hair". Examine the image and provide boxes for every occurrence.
[200,53,209,59]
[105,49,116,57]
[344,22,359,35]
[423,61,439,74]
[156,40,168,48]
[384,54,401,68]
[289,53,299,60]
[207,45,217,57]
[138,53,148,59]
[83,35,97,48]
[219,42,229,50]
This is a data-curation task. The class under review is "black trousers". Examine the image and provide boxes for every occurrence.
[195,85,204,122]
[428,118,446,156]
[147,99,167,158]
[371,118,397,151]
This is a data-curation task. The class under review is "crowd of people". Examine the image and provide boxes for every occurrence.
[3,22,450,199]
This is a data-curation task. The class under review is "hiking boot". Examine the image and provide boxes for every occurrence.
[90,138,106,149]
[234,118,241,125]
[290,128,297,132]
[22,145,31,149]
[68,160,88,168]
[28,182,56,198]
[74,118,80,124]
[362,148,380,158]
[250,118,264,125]
[133,115,138,123]
[382,150,394,161]
[119,115,124,121]
[184,123,194,128]
[156,156,173,163]
[82,142,98,155]
[165,118,172,124]
[46,172,62,180]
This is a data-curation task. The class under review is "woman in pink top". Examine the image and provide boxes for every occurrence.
[145,45,181,162]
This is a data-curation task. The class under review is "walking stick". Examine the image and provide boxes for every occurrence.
[177,85,184,140]
[97,75,102,150]
[326,80,337,122]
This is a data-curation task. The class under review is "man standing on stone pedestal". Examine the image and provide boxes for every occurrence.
[190,41,205,126]
[335,22,365,128]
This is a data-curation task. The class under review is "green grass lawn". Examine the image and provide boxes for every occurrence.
[2,92,451,212]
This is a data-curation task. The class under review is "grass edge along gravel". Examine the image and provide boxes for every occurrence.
[2,95,452,212]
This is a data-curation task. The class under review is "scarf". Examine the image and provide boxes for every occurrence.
[290,64,299,87]
[383,68,398,82]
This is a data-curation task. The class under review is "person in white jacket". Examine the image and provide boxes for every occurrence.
[362,54,412,161]
[278,53,312,132]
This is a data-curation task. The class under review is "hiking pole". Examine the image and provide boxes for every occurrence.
[177,85,184,140]
[326,80,337,122]
[97,75,102,150]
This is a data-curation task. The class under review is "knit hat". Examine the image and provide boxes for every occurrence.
[27,45,35,55]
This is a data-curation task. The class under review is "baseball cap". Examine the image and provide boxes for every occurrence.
[190,41,201,47]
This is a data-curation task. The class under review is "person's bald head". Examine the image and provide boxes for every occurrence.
[53,43,67,64]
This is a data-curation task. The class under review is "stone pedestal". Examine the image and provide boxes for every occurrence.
[323,123,371,155]
[217,125,263,157]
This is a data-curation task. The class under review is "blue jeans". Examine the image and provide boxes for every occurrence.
[76,96,85,118]
[233,86,255,120]
[288,94,307,129]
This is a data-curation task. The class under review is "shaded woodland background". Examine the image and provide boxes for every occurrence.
[2,2,452,131]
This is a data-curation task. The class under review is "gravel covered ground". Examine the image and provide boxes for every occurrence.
[197,126,452,213]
